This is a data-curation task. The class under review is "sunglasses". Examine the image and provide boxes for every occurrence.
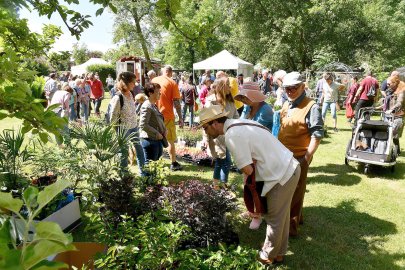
[285,85,300,92]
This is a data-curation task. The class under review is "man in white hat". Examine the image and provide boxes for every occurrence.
[198,104,301,265]
[278,71,324,236]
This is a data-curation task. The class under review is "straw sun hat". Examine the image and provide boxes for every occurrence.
[234,82,267,103]
[197,105,230,128]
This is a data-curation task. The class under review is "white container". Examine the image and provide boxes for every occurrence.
[12,198,81,241]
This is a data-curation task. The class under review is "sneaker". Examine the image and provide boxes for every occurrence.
[333,128,339,132]
[170,161,182,171]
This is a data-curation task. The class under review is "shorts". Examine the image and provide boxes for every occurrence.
[164,119,177,142]
[322,101,337,119]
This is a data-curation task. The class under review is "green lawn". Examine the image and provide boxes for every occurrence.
[167,111,405,270]
[1,106,404,269]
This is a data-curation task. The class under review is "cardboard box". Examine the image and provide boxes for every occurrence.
[53,242,107,270]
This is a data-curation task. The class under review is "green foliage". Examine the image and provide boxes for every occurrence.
[0,129,31,191]
[176,127,203,145]
[91,212,189,270]
[104,45,144,63]
[111,0,160,70]
[156,0,226,69]
[0,180,75,270]
[29,77,46,100]
[72,43,88,65]
[0,6,66,141]
[48,51,72,71]
[86,64,116,86]
[69,122,134,200]
[139,159,169,191]
[223,0,405,72]
[177,244,263,269]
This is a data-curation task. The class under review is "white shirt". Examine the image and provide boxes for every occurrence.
[224,119,298,196]
[50,90,71,117]
[323,81,341,102]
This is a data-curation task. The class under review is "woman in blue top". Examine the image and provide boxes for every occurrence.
[234,81,274,130]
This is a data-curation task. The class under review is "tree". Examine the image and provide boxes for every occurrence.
[104,45,144,63]
[48,51,72,71]
[88,50,103,58]
[222,0,405,72]
[111,0,161,70]
[155,0,227,70]
[0,5,66,142]
[72,43,88,65]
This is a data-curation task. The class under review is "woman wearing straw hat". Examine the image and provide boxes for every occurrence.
[234,81,274,131]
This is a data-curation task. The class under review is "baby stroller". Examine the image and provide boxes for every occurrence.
[345,107,398,174]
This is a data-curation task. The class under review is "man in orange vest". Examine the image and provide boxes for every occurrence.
[278,72,324,236]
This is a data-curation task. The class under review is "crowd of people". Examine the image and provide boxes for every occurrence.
[44,65,404,265]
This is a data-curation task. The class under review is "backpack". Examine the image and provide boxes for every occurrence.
[366,83,377,98]
[105,93,124,125]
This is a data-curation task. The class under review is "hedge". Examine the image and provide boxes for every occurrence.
[86,64,116,89]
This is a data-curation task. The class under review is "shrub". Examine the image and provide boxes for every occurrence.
[91,212,190,270]
[142,180,239,248]
[86,64,115,88]
[178,244,263,270]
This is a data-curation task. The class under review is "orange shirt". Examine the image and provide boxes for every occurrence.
[152,75,181,120]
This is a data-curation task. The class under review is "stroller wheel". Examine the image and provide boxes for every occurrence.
[345,157,349,166]
[391,165,395,173]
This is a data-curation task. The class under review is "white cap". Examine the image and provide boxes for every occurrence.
[282,72,304,87]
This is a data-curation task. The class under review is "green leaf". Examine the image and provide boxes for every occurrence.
[38,132,49,143]
[0,219,12,245]
[0,248,23,270]
[30,260,67,270]
[36,181,71,214]
[96,8,104,16]
[32,99,45,104]
[23,186,39,211]
[23,240,75,269]
[0,192,23,214]
[34,222,73,245]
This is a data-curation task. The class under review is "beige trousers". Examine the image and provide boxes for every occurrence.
[261,164,301,258]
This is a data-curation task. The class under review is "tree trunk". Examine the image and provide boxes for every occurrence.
[132,8,153,70]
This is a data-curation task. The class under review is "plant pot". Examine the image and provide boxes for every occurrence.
[50,242,107,270]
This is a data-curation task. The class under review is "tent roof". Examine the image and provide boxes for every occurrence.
[71,58,109,75]
[193,50,253,70]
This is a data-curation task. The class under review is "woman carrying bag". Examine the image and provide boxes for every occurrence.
[139,83,168,163]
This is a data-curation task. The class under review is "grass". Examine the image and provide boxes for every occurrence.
[1,101,405,269]
[167,111,405,270]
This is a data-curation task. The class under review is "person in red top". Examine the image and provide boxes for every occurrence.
[88,72,104,116]
[354,71,379,121]
[345,76,359,123]
[152,65,183,171]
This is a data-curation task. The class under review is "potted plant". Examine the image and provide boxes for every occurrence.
[0,180,76,269]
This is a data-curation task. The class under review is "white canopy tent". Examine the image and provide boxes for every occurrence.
[71,58,109,75]
[193,50,254,79]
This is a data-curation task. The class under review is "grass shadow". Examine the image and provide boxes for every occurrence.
[346,160,405,181]
[309,163,362,186]
[320,139,331,145]
[287,199,402,269]
[236,199,402,269]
